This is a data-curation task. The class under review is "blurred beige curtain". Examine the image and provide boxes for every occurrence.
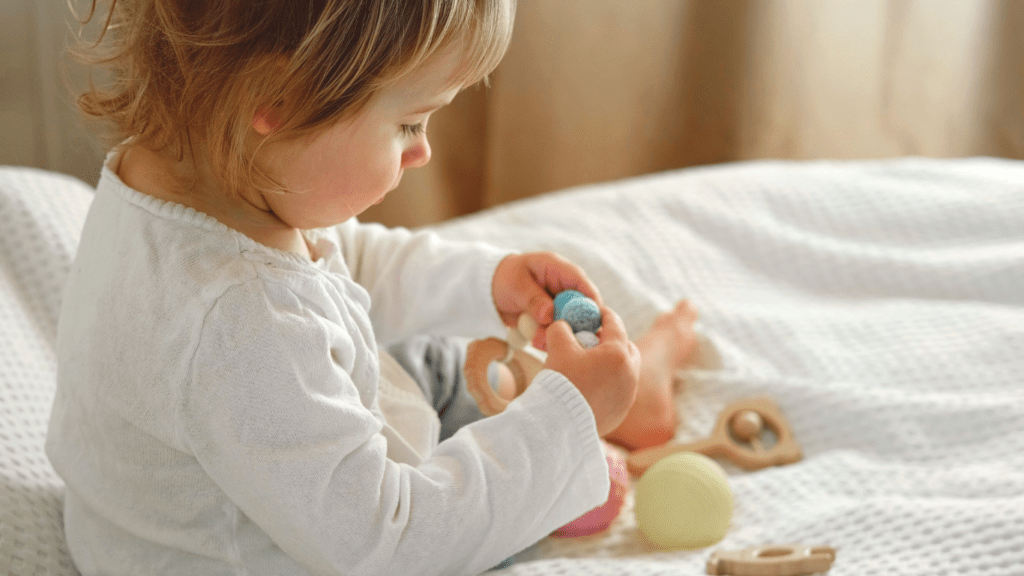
[1,0,104,185]
[6,0,1023,227]
[362,0,1024,228]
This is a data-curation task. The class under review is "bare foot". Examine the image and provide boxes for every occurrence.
[604,300,698,452]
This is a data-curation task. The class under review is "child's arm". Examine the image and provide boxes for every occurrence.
[332,218,512,343]
[180,280,609,576]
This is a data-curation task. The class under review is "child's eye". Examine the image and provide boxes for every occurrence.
[400,123,426,137]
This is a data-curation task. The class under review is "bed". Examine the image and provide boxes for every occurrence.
[2,158,1022,575]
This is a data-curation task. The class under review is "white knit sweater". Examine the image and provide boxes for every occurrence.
[45,159,609,576]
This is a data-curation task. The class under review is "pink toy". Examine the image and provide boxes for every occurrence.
[550,442,628,538]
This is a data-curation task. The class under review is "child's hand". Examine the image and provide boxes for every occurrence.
[492,252,602,350]
[543,305,641,437]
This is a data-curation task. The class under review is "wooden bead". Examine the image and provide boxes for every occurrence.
[730,410,764,442]
[517,313,539,342]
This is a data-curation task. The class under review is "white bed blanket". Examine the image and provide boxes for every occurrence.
[1,157,1022,576]
[432,158,1024,576]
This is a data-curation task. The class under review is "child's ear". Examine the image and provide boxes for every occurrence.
[252,108,278,136]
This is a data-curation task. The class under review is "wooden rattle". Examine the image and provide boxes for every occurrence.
[627,397,802,476]
[464,313,544,416]
[707,544,836,576]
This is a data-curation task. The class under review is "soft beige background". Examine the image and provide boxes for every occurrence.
[1,0,106,185]
[5,0,1023,228]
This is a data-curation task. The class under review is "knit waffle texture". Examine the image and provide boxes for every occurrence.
[3,158,1023,575]
[1,167,92,576]
[435,158,1024,576]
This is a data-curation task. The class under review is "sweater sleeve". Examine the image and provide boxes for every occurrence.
[332,218,513,346]
[179,279,608,576]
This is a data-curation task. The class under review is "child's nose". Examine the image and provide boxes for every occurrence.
[401,140,431,169]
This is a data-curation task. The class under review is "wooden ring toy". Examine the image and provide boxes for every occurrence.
[627,396,802,476]
[706,544,836,575]
[464,336,543,416]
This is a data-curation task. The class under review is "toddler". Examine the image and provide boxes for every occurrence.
[46,1,696,575]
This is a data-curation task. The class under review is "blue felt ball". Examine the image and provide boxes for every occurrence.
[553,290,587,320]
[558,297,602,334]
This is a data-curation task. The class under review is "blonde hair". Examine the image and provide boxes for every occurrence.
[74,0,515,196]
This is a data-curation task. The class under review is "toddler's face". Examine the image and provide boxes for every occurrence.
[258,48,464,229]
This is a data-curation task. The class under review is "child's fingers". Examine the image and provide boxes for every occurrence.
[545,319,580,355]
[512,279,554,326]
[530,291,556,326]
[595,306,629,345]
[529,253,603,307]
[532,327,549,352]
[558,276,602,307]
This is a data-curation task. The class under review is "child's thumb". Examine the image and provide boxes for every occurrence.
[545,319,578,354]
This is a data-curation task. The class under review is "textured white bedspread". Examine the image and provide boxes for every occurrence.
[433,158,1024,576]
[1,158,1022,575]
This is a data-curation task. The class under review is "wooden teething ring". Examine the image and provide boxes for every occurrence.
[464,337,543,416]
[707,544,836,576]
[627,396,802,476]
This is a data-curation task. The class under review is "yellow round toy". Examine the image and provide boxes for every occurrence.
[634,452,733,549]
